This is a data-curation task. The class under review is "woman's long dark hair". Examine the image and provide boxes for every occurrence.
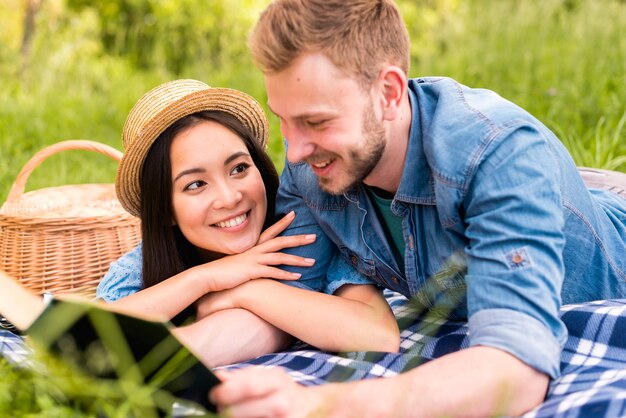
[140,110,279,289]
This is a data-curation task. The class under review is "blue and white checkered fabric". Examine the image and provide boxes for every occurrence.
[3,291,626,417]
[0,330,30,365]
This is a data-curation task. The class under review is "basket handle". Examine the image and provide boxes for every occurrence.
[6,140,123,204]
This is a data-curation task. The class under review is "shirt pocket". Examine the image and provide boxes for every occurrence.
[338,245,407,292]
[337,245,376,278]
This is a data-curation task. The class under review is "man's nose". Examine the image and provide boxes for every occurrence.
[282,123,315,163]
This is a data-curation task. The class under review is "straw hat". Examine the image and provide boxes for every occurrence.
[116,79,269,217]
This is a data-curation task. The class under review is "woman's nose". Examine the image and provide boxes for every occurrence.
[212,184,243,209]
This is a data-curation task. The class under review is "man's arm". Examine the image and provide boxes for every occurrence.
[272,155,339,291]
[461,127,568,379]
[211,346,548,418]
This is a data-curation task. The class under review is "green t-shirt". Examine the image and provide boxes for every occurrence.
[366,186,405,275]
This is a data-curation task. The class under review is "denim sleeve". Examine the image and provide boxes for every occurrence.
[463,127,568,379]
[275,159,341,293]
[468,309,562,377]
[96,242,144,302]
[323,254,377,295]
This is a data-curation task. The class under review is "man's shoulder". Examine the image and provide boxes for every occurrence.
[409,77,536,128]
[407,77,552,189]
[279,161,349,210]
[282,161,322,191]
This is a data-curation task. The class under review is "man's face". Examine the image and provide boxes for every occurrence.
[265,52,386,195]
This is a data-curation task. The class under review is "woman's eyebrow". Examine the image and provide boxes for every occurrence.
[173,167,205,183]
[173,152,250,183]
[224,151,250,166]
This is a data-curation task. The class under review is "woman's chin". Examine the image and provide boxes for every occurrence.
[225,239,258,255]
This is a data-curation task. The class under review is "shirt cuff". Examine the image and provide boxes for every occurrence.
[323,275,375,295]
[278,278,321,292]
[469,308,562,379]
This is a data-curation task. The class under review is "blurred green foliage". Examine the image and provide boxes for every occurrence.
[0,0,625,205]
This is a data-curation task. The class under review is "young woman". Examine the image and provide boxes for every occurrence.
[0,79,399,367]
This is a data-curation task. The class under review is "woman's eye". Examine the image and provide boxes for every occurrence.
[231,163,250,175]
[184,180,206,191]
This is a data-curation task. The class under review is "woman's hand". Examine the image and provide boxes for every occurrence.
[194,211,316,293]
[196,286,240,319]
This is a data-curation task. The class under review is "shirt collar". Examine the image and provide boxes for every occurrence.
[391,82,436,204]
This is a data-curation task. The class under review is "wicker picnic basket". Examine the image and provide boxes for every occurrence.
[0,140,141,297]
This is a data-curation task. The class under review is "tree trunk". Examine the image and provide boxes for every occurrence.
[19,0,45,76]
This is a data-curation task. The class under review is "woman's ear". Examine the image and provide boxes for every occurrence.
[377,66,407,121]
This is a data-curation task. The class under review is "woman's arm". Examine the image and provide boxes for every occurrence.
[197,281,400,353]
[173,308,292,367]
[110,231,317,319]
[110,212,317,320]
[0,271,46,331]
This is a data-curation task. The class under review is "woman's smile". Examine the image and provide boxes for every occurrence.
[170,120,267,255]
[212,210,250,229]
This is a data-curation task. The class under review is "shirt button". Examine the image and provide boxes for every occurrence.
[408,236,414,250]
[391,276,399,284]
[350,255,358,265]
[512,253,524,264]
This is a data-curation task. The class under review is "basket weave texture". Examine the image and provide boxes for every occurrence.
[0,140,141,297]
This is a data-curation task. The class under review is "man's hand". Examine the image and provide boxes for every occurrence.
[211,367,322,418]
[209,346,549,418]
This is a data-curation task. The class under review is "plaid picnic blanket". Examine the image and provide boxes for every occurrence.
[3,291,626,417]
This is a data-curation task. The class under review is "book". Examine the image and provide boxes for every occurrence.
[26,297,220,415]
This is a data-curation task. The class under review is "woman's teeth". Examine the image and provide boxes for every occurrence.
[215,213,248,228]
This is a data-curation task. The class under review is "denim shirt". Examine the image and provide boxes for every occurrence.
[275,77,626,378]
[97,242,143,302]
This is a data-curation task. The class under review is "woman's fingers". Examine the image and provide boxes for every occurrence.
[258,211,296,244]
[256,266,303,281]
[257,233,316,252]
[255,253,316,268]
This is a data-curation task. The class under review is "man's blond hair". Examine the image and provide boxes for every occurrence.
[249,0,410,88]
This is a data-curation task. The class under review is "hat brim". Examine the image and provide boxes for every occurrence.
[116,85,269,218]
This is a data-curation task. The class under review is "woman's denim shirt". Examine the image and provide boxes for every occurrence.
[97,242,143,302]
[274,77,626,379]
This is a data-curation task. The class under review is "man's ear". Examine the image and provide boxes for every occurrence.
[377,66,407,121]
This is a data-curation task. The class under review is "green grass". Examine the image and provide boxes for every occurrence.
[0,347,217,417]
[1,0,625,205]
[407,0,626,170]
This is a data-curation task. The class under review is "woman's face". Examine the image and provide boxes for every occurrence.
[170,120,267,258]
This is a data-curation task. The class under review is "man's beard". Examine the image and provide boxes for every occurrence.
[317,101,386,195]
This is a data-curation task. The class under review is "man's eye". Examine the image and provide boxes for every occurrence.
[306,120,325,128]
[184,180,206,191]
[232,163,250,175]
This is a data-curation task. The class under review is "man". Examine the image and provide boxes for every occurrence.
[210,0,626,416]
